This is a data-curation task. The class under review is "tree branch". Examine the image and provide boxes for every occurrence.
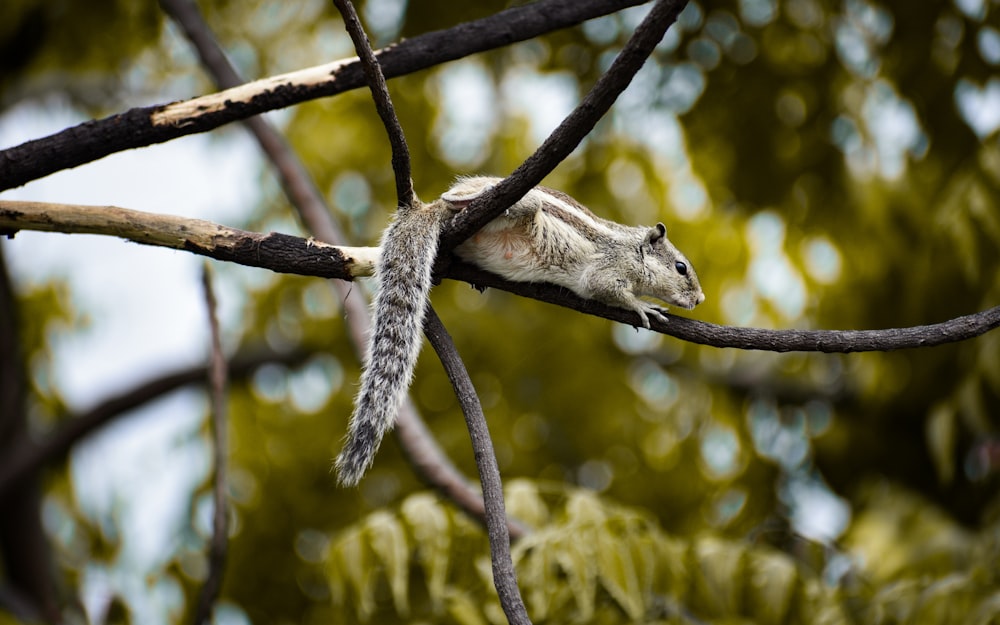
[4,200,998,355]
[0,0,649,191]
[0,347,311,499]
[157,0,346,244]
[0,243,58,622]
[193,264,230,625]
[156,0,506,528]
[422,308,530,624]
[0,199,378,278]
[332,0,413,207]
[441,0,688,251]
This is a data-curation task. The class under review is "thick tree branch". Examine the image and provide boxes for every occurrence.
[422,308,530,624]
[0,199,378,278]
[441,0,688,251]
[3,200,999,354]
[332,0,413,207]
[0,0,648,191]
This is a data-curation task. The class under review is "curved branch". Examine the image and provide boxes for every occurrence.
[332,0,413,207]
[443,262,1000,352]
[0,347,311,499]
[3,200,998,354]
[0,0,648,191]
[422,308,530,624]
[420,305,528,540]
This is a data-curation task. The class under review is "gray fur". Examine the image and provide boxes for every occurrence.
[335,203,448,486]
[335,177,704,486]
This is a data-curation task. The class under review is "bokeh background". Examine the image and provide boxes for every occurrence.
[1,0,999,623]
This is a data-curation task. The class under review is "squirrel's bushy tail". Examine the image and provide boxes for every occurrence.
[335,204,446,486]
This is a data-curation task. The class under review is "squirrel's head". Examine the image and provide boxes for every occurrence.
[641,223,705,310]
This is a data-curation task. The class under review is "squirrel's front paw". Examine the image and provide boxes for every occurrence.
[636,303,670,329]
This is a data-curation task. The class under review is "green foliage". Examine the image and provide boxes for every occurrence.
[325,479,1000,624]
[0,0,162,110]
[325,480,847,624]
[3,0,1000,623]
[15,278,77,424]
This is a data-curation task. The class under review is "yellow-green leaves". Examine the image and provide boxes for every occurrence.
[324,480,848,624]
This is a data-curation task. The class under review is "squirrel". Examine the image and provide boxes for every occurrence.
[335,176,704,486]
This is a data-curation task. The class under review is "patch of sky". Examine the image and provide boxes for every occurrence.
[700,423,743,480]
[780,472,851,542]
[500,66,577,147]
[953,0,986,21]
[362,0,408,43]
[830,80,927,180]
[739,0,777,27]
[678,1,705,31]
[746,211,806,320]
[861,80,928,179]
[582,13,621,45]
[432,60,498,169]
[660,62,707,114]
[802,236,843,284]
[956,77,1000,138]
[287,354,342,414]
[628,359,680,409]
[835,0,894,78]
[979,26,1000,64]
[331,170,372,220]
[747,401,809,470]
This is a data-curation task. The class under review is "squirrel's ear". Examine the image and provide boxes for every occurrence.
[441,178,493,207]
[646,222,667,244]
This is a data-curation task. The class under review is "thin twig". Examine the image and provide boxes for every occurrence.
[0,0,647,191]
[331,0,413,207]
[441,0,688,251]
[157,0,506,531]
[422,307,531,624]
[193,263,230,625]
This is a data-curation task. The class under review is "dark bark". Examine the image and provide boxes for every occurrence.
[0,0,648,191]
[423,308,530,625]
[0,243,58,622]
[192,265,230,625]
[442,0,690,251]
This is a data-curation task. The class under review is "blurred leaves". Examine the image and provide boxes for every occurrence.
[323,480,1000,623]
[323,481,844,624]
[3,0,1000,623]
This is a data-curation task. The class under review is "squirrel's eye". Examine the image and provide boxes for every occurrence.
[675,261,687,276]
